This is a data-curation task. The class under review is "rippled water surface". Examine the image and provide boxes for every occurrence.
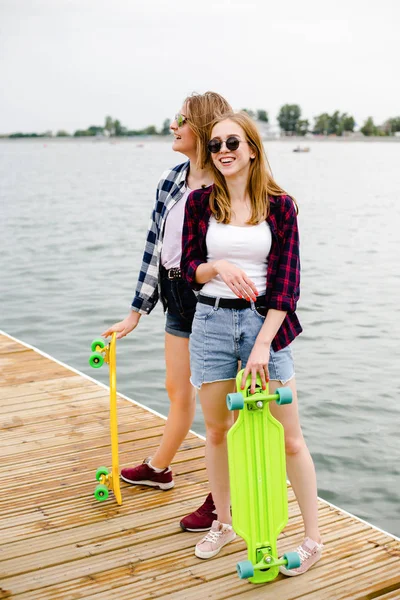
[1,138,399,537]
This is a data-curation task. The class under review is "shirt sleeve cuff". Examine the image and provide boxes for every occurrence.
[268,293,296,313]
[131,297,152,315]
[185,260,205,291]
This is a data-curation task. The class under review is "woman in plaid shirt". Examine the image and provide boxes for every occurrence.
[102,93,231,517]
[181,112,323,574]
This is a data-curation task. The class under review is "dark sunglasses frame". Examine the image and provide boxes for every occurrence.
[208,136,244,153]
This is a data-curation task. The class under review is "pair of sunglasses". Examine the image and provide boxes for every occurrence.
[175,113,187,127]
[208,136,244,154]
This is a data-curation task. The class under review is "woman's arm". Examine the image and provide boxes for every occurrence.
[241,308,286,391]
[181,190,207,290]
[101,310,141,340]
[242,196,300,391]
[269,196,300,313]
[130,177,164,314]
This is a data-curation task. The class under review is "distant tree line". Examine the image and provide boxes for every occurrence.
[274,105,400,137]
[5,116,171,139]
[241,106,400,137]
[4,110,400,139]
[72,115,166,138]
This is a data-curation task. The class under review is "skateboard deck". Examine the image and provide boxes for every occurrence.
[227,369,300,583]
[89,333,122,505]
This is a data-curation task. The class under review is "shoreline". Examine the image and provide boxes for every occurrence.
[1,135,400,144]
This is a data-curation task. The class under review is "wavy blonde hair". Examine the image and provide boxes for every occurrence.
[184,92,232,170]
[209,111,297,224]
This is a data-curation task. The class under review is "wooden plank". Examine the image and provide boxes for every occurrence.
[372,590,400,600]
[10,531,397,600]
[0,332,399,600]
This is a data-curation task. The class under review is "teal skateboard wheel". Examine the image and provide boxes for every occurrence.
[275,387,292,405]
[227,392,244,411]
[237,560,254,579]
[283,551,301,569]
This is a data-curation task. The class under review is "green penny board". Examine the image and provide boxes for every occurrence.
[227,370,293,583]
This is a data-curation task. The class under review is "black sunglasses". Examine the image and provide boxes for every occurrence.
[175,113,187,127]
[208,136,246,154]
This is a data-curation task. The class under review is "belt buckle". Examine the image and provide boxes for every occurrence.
[168,268,181,280]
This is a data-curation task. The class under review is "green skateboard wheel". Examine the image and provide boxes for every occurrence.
[94,484,109,501]
[95,466,109,482]
[237,560,254,579]
[89,352,104,368]
[283,551,301,569]
[275,387,292,405]
[91,338,106,352]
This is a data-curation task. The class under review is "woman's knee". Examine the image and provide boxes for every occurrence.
[206,421,232,446]
[165,379,195,407]
[285,434,306,456]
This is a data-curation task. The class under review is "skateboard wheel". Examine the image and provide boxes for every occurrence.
[89,352,104,368]
[237,560,254,579]
[94,484,109,502]
[283,551,301,569]
[226,392,244,411]
[91,338,106,352]
[275,387,292,405]
[95,466,109,482]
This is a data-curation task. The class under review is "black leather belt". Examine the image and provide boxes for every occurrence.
[198,294,267,310]
[162,267,182,280]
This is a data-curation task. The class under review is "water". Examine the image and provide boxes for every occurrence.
[1,138,399,537]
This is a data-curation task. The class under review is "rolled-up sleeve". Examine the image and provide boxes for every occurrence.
[269,197,300,313]
[181,190,207,290]
[130,179,163,314]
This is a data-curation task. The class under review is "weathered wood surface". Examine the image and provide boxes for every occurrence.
[0,332,399,599]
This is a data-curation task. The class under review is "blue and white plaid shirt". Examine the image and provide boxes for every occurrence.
[131,160,190,314]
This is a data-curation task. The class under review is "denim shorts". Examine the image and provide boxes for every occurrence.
[160,275,197,339]
[189,301,295,389]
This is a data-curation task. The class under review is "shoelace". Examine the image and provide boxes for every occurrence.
[201,529,222,544]
[297,545,313,563]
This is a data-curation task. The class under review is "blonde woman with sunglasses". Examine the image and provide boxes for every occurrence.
[102,92,231,531]
[181,111,323,574]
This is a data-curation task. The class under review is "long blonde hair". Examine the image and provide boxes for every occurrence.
[209,111,297,224]
[184,92,232,170]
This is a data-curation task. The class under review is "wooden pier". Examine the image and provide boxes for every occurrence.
[0,331,399,599]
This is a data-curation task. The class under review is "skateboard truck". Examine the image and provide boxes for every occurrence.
[89,334,122,505]
[226,383,293,411]
[237,547,301,580]
[227,370,301,583]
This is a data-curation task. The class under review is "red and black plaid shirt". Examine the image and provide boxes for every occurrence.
[181,186,302,351]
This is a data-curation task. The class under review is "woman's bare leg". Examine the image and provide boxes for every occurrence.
[151,333,196,469]
[199,380,236,524]
[269,377,321,543]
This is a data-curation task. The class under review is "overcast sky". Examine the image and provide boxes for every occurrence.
[1,0,399,134]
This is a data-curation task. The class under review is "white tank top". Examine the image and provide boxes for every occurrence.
[161,187,191,269]
[201,216,272,298]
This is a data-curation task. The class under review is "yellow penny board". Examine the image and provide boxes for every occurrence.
[89,333,122,505]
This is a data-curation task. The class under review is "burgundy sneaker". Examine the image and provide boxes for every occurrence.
[180,493,217,532]
[120,457,174,491]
